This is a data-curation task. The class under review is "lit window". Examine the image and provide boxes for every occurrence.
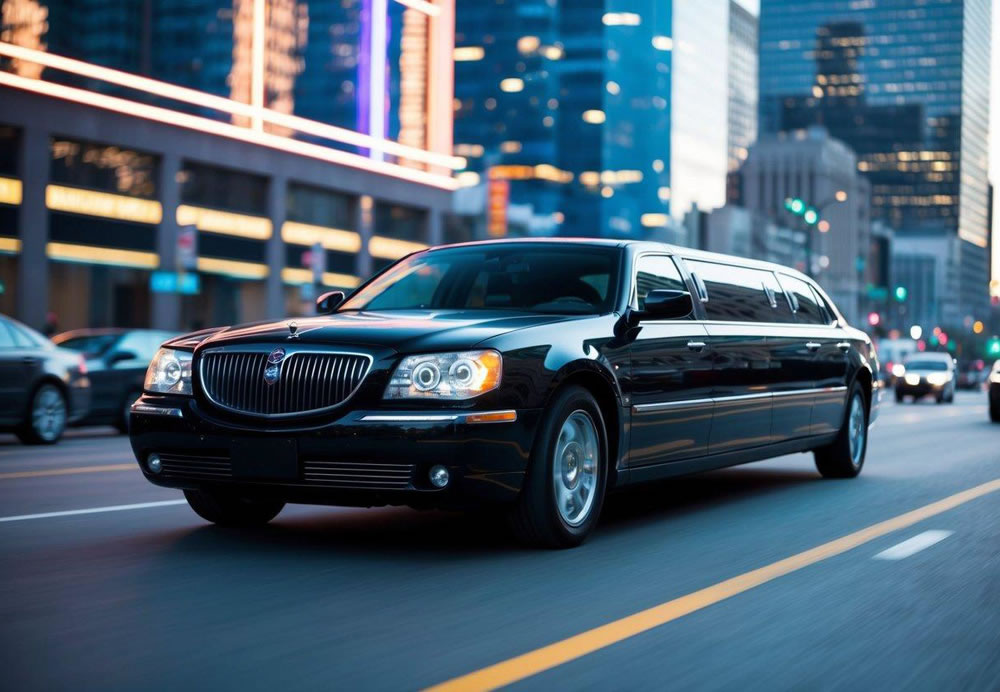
[603,12,640,26]
[499,78,524,93]
[582,109,606,124]
[517,36,540,54]
[453,46,485,61]
[606,81,620,95]
[651,35,673,51]
[640,213,668,227]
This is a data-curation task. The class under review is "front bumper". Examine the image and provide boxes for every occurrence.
[129,395,541,507]
[895,381,948,398]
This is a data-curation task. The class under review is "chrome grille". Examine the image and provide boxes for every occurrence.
[159,451,232,479]
[199,349,371,416]
[302,460,414,489]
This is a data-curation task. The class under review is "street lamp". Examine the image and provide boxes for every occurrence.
[781,191,848,277]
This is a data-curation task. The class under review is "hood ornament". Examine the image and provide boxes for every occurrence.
[287,321,299,339]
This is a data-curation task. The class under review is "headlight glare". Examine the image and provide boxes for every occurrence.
[144,348,193,395]
[926,372,951,386]
[386,350,502,400]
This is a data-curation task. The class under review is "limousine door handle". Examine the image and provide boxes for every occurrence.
[687,341,707,352]
[836,341,851,352]
[805,342,821,352]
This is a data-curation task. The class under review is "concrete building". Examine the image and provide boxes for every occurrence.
[699,205,807,272]
[730,127,871,324]
[0,0,457,332]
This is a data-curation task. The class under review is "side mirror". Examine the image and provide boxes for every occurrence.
[316,290,345,314]
[641,290,693,320]
[108,350,139,364]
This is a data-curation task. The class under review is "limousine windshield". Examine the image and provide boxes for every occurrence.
[340,245,621,314]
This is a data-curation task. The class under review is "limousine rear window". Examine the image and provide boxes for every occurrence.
[684,260,793,323]
[777,274,829,325]
[339,245,621,315]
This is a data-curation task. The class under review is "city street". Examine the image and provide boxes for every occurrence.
[1,391,998,691]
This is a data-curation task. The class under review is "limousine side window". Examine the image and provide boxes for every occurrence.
[685,260,787,323]
[778,274,830,325]
[634,255,689,313]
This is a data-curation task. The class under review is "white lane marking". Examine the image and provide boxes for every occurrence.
[0,499,186,524]
[873,530,954,560]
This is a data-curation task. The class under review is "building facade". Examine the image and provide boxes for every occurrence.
[727,0,757,173]
[0,0,457,332]
[731,127,871,324]
[452,0,731,239]
[758,0,992,328]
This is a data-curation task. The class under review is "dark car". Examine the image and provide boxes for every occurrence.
[0,314,90,444]
[53,328,178,432]
[129,240,880,547]
[893,352,956,404]
[989,360,1000,423]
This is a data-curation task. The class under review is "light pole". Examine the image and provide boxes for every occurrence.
[782,190,848,278]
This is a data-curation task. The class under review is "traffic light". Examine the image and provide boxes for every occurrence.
[785,198,805,214]
[893,286,907,302]
[987,337,1000,357]
[867,311,880,327]
[803,207,819,225]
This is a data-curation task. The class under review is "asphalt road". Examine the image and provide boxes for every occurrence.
[1,391,998,691]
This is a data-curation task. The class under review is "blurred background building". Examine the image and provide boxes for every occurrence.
[0,0,459,332]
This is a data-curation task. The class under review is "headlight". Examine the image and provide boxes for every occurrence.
[891,363,906,378]
[144,348,193,395]
[385,350,502,400]
[926,372,951,386]
[991,372,1000,384]
[904,373,921,386]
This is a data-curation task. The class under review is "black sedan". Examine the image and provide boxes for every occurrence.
[0,314,90,444]
[52,328,178,432]
[129,240,880,547]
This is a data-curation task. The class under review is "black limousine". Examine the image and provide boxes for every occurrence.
[130,240,881,547]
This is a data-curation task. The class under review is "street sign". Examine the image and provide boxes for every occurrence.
[177,224,198,271]
[151,271,200,295]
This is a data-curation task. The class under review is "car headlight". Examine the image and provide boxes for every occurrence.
[926,372,951,386]
[991,371,1000,384]
[904,373,921,386]
[144,348,193,395]
[385,350,502,400]
[891,363,906,378]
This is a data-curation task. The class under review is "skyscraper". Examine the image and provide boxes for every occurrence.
[727,0,757,173]
[759,0,992,327]
[453,0,731,239]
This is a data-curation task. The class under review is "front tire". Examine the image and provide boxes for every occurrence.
[814,382,868,479]
[507,386,608,548]
[990,398,1000,423]
[184,489,284,527]
[17,383,68,445]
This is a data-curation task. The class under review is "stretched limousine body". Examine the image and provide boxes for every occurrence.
[130,239,880,547]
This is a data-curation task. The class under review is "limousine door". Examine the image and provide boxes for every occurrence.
[683,260,774,454]
[777,274,849,436]
[628,255,714,466]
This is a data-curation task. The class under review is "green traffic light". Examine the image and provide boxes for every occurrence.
[988,338,1000,356]
[803,208,818,225]
[790,198,805,214]
[894,286,907,302]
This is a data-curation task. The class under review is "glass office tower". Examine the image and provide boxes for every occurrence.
[454,0,730,238]
[759,0,992,325]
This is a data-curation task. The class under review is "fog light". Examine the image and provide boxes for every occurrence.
[147,454,162,474]
[429,464,449,488]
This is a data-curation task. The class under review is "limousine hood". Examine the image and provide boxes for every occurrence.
[192,309,581,353]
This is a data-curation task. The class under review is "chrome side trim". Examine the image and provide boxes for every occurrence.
[632,398,713,413]
[360,410,518,424]
[631,385,849,414]
[131,403,183,418]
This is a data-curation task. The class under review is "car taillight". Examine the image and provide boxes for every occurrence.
[77,354,87,375]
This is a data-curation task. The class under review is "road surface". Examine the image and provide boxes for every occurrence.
[1,391,998,690]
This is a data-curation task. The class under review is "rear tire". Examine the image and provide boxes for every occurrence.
[507,386,608,548]
[894,391,903,403]
[814,382,868,479]
[184,489,284,527]
[17,383,68,445]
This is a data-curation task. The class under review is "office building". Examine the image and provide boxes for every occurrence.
[727,0,757,173]
[759,0,992,326]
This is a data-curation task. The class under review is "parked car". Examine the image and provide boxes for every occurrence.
[989,360,1000,423]
[894,352,956,404]
[129,239,880,548]
[52,328,178,432]
[0,314,90,444]
[955,359,988,390]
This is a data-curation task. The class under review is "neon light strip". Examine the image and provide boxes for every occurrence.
[176,205,272,240]
[46,185,162,224]
[281,267,361,288]
[196,257,269,278]
[395,0,440,16]
[369,0,388,162]
[0,177,22,205]
[0,237,21,253]
[369,235,427,260]
[0,71,459,190]
[46,242,159,269]
[281,221,362,253]
[0,42,463,171]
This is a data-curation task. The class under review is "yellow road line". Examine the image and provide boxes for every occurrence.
[427,478,1000,692]
[0,464,136,480]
